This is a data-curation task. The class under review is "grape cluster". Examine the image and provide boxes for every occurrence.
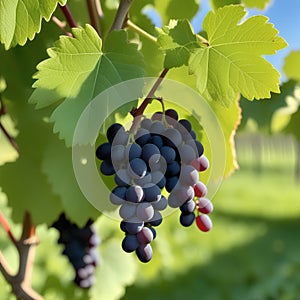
[52,214,101,288]
[96,108,213,262]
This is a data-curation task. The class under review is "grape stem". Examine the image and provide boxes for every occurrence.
[86,0,102,37]
[51,16,73,37]
[110,0,134,32]
[0,212,43,300]
[129,68,169,134]
[126,20,158,43]
[59,4,77,29]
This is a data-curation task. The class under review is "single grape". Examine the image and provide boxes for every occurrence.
[136,244,153,263]
[140,118,152,130]
[122,234,139,253]
[194,181,207,197]
[175,184,195,204]
[160,146,176,163]
[150,121,165,135]
[197,198,214,214]
[176,119,192,134]
[126,185,144,203]
[135,128,151,146]
[100,160,115,176]
[149,135,164,148]
[180,212,196,227]
[136,227,154,244]
[142,143,160,163]
[151,111,163,121]
[126,143,142,161]
[119,203,136,220]
[168,190,183,208]
[148,226,157,239]
[165,109,179,124]
[180,199,196,214]
[178,144,197,164]
[191,155,210,172]
[136,202,155,221]
[143,183,161,202]
[96,142,111,160]
[106,123,124,144]
[128,158,147,179]
[125,218,144,234]
[195,214,212,232]
[110,186,127,205]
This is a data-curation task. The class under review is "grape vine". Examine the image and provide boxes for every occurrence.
[0,0,290,299]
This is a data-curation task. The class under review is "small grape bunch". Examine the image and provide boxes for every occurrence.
[52,214,101,288]
[96,108,212,263]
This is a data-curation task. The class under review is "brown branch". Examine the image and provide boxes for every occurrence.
[86,0,102,36]
[51,16,72,37]
[0,210,17,245]
[0,212,42,300]
[129,68,169,134]
[110,0,134,32]
[59,4,77,28]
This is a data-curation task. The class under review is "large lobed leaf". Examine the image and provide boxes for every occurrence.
[0,0,66,49]
[29,25,145,146]
[158,5,287,107]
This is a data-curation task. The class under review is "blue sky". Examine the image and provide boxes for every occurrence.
[191,0,300,81]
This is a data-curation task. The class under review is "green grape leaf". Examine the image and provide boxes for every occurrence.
[283,51,300,82]
[41,136,100,226]
[189,5,287,106]
[157,19,200,68]
[242,0,271,10]
[29,25,145,146]
[209,96,241,176]
[239,80,299,133]
[155,0,200,25]
[0,0,66,49]
[209,0,241,10]
[209,0,270,10]
[29,24,102,109]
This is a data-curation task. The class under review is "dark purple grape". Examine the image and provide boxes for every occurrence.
[100,160,115,176]
[165,109,178,123]
[137,227,154,244]
[126,185,144,203]
[135,128,151,146]
[126,143,142,161]
[180,199,196,214]
[166,161,180,177]
[122,235,139,253]
[96,142,111,160]
[142,143,160,163]
[160,146,176,163]
[128,158,147,179]
[180,212,195,227]
[106,123,124,144]
[143,183,161,202]
[136,244,153,263]
[125,218,144,234]
[149,135,164,148]
[110,186,127,205]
